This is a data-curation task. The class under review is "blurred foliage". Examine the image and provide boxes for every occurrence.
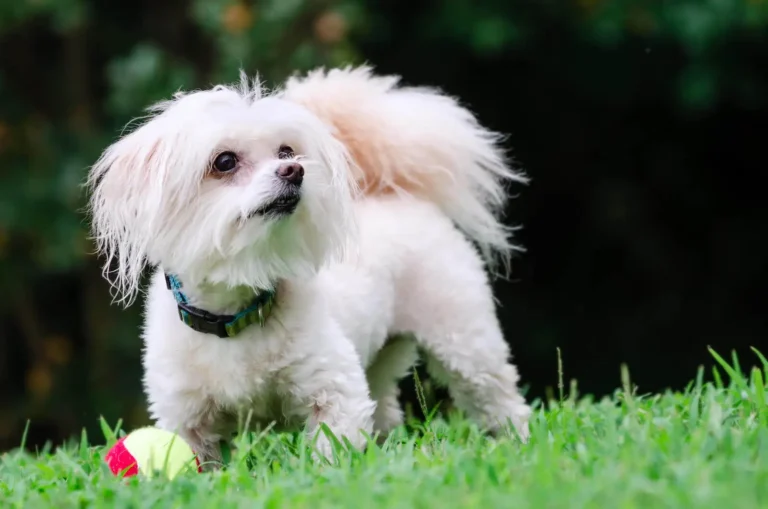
[1,0,768,450]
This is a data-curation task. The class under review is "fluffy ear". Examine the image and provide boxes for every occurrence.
[87,121,172,306]
[305,124,360,266]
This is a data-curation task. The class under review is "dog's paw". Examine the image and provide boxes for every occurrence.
[483,403,532,443]
[310,432,337,463]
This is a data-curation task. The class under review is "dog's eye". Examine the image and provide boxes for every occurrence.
[277,145,294,159]
[213,152,238,173]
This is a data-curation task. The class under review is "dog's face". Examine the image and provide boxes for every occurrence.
[88,80,355,303]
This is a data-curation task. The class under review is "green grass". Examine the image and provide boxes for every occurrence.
[2,349,768,508]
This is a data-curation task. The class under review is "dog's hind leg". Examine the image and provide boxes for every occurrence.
[393,241,531,440]
[365,335,419,439]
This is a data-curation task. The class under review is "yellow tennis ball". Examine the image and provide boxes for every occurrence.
[105,427,201,479]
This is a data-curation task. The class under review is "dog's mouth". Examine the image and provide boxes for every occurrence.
[247,192,301,219]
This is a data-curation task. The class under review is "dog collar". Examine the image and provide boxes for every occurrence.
[164,274,276,338]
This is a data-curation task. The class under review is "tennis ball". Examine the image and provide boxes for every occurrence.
[104,427,201,479]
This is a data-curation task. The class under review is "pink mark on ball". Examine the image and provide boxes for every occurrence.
[105,437,138,477]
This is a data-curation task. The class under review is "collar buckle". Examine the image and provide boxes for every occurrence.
[176,301,234,338]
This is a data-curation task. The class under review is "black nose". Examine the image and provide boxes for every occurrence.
[276,162,304,186]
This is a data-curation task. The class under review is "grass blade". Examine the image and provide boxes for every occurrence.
[19,420,30,452]
[751,347,768,381]
[708,347,747,390]
[752,367,767,426]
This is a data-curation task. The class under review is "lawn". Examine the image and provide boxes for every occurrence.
[1,349,767,508]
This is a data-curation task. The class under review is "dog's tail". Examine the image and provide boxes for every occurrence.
[282,65,527,272]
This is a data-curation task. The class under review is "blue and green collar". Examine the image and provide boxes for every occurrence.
[164,274,276,338]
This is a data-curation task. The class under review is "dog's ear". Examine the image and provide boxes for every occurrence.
[87,120,172,306]
[302,126,360,267]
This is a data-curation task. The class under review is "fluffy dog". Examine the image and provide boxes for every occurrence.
[88,66,531,464]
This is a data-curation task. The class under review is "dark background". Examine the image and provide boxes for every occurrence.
[1,0,767,451]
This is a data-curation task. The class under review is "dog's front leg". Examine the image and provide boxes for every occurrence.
[176,425,224,471]
[280,337,376,461]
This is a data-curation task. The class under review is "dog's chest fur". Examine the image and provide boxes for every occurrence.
[141,274,326,428]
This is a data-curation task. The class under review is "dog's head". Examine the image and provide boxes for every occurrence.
[88,76,355,304]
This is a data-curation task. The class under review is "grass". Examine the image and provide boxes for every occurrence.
[2,348,768,508]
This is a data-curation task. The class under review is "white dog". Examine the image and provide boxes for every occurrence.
[88,66,531,464]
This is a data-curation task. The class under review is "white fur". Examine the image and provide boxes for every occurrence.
[88,66,531,465]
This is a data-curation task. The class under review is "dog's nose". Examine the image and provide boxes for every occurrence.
[276,162,304,186]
